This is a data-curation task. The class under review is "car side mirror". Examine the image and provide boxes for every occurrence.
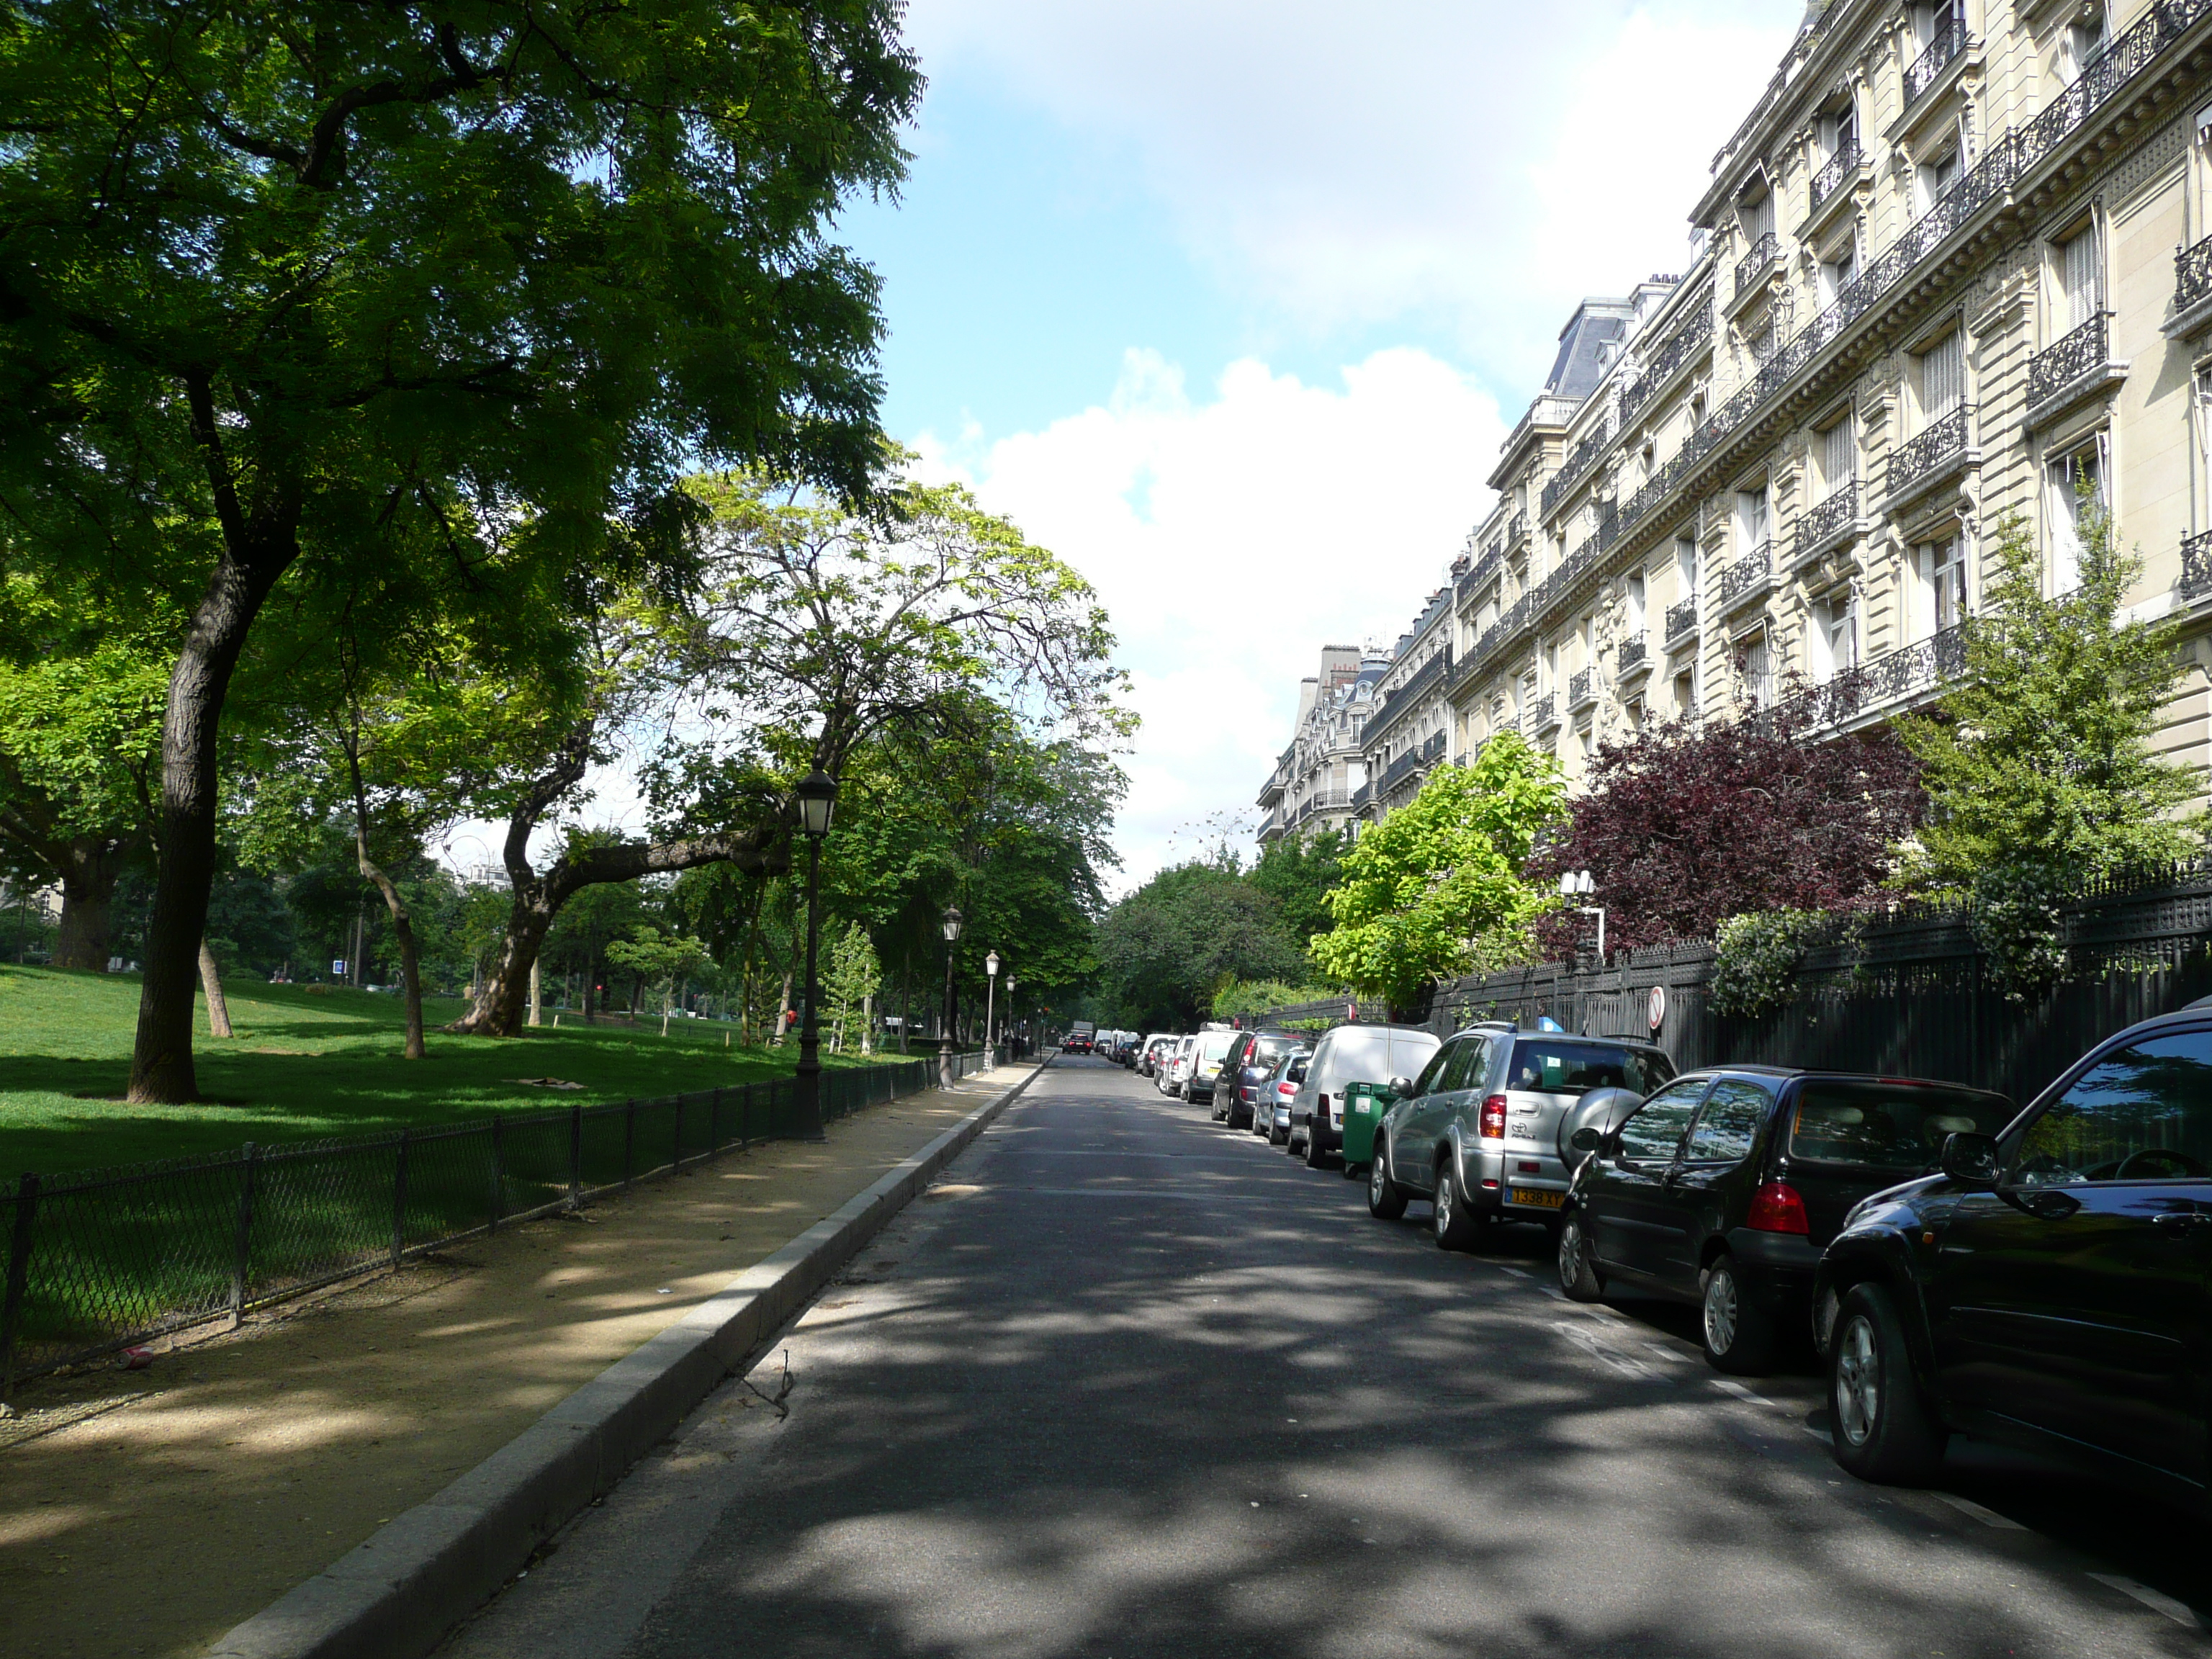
[1388,1076,1413,1098]
[1941,1130,2002,1189]
[1569,1126,1602,1154]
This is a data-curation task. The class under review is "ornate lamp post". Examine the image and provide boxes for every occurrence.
[938,905,963,1089]
[1005,977,1018,1060]
[1559,869,1605,963]
[792,769,838,1141]
[984,950,1001,1068]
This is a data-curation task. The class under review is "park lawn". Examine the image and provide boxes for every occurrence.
[0,964,894,1177]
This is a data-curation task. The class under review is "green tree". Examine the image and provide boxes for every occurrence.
[1096,858,1306,1033]
[1894,511,2206,994]
[1310,734,1565,1014]
[605,923,713,1035]
[0,0,920,1101]
[822,922,884,1053]
[1246,830,1345,961]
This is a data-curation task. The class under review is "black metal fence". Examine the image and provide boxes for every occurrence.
[0,1051,990,1395]
[1426,865,2212,1107]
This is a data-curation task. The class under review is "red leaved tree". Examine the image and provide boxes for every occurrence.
[1530,686,1928,960]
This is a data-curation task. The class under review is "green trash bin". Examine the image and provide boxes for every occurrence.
[1337,1080,1395,1168]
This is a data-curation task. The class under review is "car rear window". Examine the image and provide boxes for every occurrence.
[1252,1035,1299,1069]
[1786,1082,2008,1168]
[1503,1041,1673,1097]
[1197,1033,1236,1061]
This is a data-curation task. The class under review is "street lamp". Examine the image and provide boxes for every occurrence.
[1005,977,1018,1060]
[791,769,838,1141]
[938,904,963,1089]
[1558,869,1605,962]
[984,950,1001,1068]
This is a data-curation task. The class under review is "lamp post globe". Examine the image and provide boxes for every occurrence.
[791,769,840,1142]
[938,905,963,1088]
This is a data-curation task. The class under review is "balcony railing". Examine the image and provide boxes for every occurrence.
[1542,421,1614,516]
[1620,305,1713,420]
[1509,511,1529,545]
[1361,646,1452,743]
[1350,780,1374,809]
[2183,530,2212,598]
[1719,543,1772,608]
[1524,694,1558,734]
[1734,232,1779,300]
[1618,637,1650,675]
[2028,312,2110,407]
[1905,17,1964,105]
[2179,233,2212,315]
[1887,405,1971,498]
[1761,624,1969,736]
[1810,138,1861,212]
[1568,667,1596,709]
[1797,482,1858,557]
[1414,0,2212,719]
[1664,598,1699,644]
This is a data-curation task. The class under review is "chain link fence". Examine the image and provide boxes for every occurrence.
[0,1049,991,1396]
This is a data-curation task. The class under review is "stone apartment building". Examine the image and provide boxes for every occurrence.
[1256,644,1387,845]
[1265,0,2212,842]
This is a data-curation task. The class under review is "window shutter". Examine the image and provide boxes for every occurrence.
[2065,228,2102,328]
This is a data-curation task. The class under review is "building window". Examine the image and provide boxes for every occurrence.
[1673,667,1698,720]
[2046,438,2106,593]
[1915,144,1960,216]
[1817,235,1858,306]
[2062,8,2109,86]
[1736,631,1774,710]
[1819,410,1858,496]
[1745,321,1776,366]
[1625,570,1647,640]
[1917,331,1964,423]
[1824,101,1858,167]
[1624,696,1645,733]
[2058,221,2103,333]
[1912,536,1967,637]
[1735,483,1771,554]
[1811,592,1858,683]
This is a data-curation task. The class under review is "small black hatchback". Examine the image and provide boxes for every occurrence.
[1557,1066,2012,1373]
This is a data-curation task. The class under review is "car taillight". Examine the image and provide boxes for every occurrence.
[1479,1094,1507,1140]
[1277,1082,1297,1097]
[1747,1180,1809,1234]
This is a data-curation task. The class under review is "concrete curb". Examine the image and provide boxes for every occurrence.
[205,1059,1052,1659]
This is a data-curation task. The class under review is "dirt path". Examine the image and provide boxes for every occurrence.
[0,1064,1033,1659]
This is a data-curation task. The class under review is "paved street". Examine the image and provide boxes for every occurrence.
[440,1057,2208,1659]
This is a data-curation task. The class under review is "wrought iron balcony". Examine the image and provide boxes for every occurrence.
[1734,232,1779,300]
[2028,312,2111,408]
[1509,511,1529,546]
[1760,624,1968,737]
[1718,542,1773,610]
[1621,305,1713,418]
[1524,693,1558,735]
[1905,17,1964,106]
[1617,637,1650,675]
[1796,482,1858,559]
[1542,422,1614,516]
[1350,779,1373,809]
[2183,529,2212,598]
[2180,233,2212,315]
[1887,406,1971,499]
[1664,598,1699,645]
[1810,138,1861,213]
[1568,667,1596,711]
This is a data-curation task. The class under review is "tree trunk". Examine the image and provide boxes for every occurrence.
[529,957,541,1028]
[773,970,792,1046]
[132,518,299,1103]
[198,938,233,1038]
[53,835,135,971]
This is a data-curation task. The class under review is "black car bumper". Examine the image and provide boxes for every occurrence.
[1725,1228,1822,1313]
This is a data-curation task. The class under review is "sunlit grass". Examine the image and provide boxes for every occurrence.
[0,964,904,1175]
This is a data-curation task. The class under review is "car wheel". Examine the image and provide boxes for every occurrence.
[1211,1096,1226,1123]
[1367,1141,1408,1220]
[1557,1213,1604,1302]
[1433,1164,1484,1251]
[1828,1282,1946,1485]
[1304,1122,1332,1169]
[1700,1254,1775,1375]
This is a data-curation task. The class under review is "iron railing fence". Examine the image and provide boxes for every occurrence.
[1734,232,1779,300]
[1797,481,1859,556]
[1810,137,1861,211]
[2028,311,2110,407]
[0,1051,989,1395]
[1888,405,1972,498]
[1905,14,1964,106]
[2177,231,2212,313]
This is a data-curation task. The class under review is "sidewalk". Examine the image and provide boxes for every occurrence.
[0,1063,1036,1659]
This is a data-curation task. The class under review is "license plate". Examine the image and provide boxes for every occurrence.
[1511,1187,1563,1208]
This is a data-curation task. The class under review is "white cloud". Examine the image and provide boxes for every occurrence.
[920,346,1506,889]
[903,0,1800,389]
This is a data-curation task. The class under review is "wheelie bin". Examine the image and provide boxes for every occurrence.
[1336,1079,1396,1172]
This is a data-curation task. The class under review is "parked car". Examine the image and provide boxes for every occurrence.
[1369,1025,1673,1238]
[1255,1046,1314,1143]
[1290,1024,1442,1169]
[1184,1028,1241,1107]
[1141,1034,1177,1077]
[1213,1030,1305,1129]
[1159,1035,1196,1097]
[1555,1067,2009,1373]
[1064,1022,1096,1054]
[1815,1004,2212,1499]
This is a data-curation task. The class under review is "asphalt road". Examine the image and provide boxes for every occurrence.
[439,1056,2208,1659]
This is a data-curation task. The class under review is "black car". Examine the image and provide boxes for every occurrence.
[1558,1066,2011,1374]
[1816,1004,2212,1503]
[1213,1029,1305,1130]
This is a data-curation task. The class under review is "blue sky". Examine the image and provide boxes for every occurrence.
[839,2,1812,892]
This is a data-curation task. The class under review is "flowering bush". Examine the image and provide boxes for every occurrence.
[1710,909,1829,1017]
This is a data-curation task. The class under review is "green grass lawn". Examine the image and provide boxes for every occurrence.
[0,964,906,1176]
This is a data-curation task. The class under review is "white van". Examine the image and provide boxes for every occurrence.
[1288,1024,1440,1166]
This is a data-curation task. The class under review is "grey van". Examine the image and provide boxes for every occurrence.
[1368,1025,1675,1246]
[1288,1024,1442,1169]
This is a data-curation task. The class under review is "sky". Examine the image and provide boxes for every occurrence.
[835,0,1807,894]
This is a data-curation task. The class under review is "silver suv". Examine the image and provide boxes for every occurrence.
[1367,1024,1674,1246]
